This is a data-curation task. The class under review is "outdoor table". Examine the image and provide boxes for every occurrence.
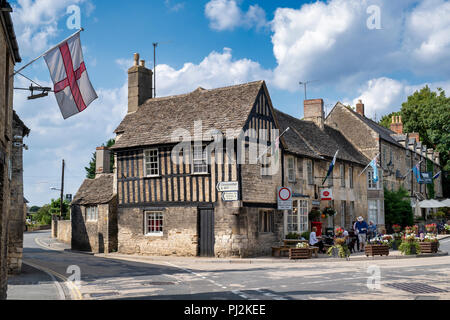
[283,239,308,247]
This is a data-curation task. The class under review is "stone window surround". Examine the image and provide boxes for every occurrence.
[144,211,164,237]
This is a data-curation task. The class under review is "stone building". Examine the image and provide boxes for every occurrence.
[326,101,442,218]
[109,54,284,258]
[275,99,372,234]
[71,147,117,253]
[0,0,21,300]
[8,111,29,274]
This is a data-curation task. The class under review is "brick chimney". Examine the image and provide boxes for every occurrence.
[390,115,403,134]
[128,53,153,113]
[304,99,324,129]
[409,132,420,143]
[356,100,365,117]
[96,147,110,177]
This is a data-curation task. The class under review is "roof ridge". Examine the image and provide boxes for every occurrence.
[141,80,264,105]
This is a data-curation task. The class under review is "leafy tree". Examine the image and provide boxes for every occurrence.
[29,206,41,213]
[384,187,414,231]
[85,139,116,179]
[379,111,401,129]
[32,205,52,225]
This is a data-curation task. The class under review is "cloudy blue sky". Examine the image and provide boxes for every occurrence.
[9,0,450,206]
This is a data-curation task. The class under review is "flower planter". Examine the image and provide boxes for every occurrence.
[419,242,439,254]
[289,248,312,260]
[365,244,390,257]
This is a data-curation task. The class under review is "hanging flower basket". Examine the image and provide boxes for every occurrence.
[323,207,336,217]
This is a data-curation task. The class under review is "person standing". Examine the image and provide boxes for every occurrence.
[355,216,368,252]
[352,220,360,251]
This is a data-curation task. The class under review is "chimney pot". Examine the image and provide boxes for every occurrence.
[356,100,365,117]
[304,99,324,129]
[134,53,140,66]
[96,147,111,177]
[140,60,145,67]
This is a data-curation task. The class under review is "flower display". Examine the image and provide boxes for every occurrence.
[369,236,390,245]
[426,223,437,233]
[296,242,309,248]
[334,237,346,246]
[392,224,402,233]
[423,233,438,243]
[335,227,344,237]
[323,207,336,216]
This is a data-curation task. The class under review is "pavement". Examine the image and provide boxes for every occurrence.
[5,231,450,300]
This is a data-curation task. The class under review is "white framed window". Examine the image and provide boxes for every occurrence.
[86,206,98,221]
[259,210,274,233]
[340,164,345,187]
[144,149,159,177]
[368,200,379,225]
[145,211,164,236]
[286,200,308,234]
[287,157,296,182]
[367,168,380,190]
[192,146,208,174]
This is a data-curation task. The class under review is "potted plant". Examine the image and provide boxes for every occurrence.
[445,224,450,235]
[290,242,311,259]
[327,233,350,259]
[399,233,421,255]
[419,233,440,253]
[425,223,437,234]
[392,224,402,233]
[286,232,300,240]
[365,236,390,256]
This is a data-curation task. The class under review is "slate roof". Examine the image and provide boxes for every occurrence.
[112,81,265,150]
[343,106,403,147]
[13,111,30,136]
[274,109,369,165]
[72,174,115,206]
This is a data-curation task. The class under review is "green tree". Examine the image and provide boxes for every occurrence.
[379,111,401,129]
[384,187,414,231]
[29,206,41,213]
[32,205,52,225]
[85,139,116,179]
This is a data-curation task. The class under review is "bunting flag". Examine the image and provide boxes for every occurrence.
[43,32,97,119]
[322,150,339,185]
[433,171,441,180]
[413,162,423,183]
[369,155,379,183]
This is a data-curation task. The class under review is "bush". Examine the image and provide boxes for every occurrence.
[286,233,300,239]
[385,187,414,228]
[301,231,311,241]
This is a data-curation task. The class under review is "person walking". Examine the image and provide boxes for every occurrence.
[368,220,377,241]
[352,220,360,252]
[355,216,368,252]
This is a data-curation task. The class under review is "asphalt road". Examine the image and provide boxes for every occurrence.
[22,231,450,300]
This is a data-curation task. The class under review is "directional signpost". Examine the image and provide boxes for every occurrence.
[217,181,239,202]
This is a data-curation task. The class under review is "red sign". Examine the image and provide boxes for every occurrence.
[321,188,333,201]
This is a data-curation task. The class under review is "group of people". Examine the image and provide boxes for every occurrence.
[308,216,378,254]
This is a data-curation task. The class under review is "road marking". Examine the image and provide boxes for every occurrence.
[34,237,63,252]
[22,261,66,300]
[23,260,83,300]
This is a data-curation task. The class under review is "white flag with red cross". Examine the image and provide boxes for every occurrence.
[43,32,97,119]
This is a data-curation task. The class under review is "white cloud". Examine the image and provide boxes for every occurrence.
[164,0,185,12]
[155,47,272,96]
[270,0,450,92]
[205,0,267,31]
[348,77,450,118]
[11,0,92,58]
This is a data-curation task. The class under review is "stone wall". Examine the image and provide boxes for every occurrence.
[51,217,72,244]
[0,24,15,300]
[7,115,27,275]
[71,201,117,253]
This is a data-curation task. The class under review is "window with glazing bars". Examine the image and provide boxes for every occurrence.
[144,149,159,177]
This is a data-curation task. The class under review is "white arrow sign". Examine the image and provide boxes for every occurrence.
[222,191,239,202]
[216,181,239,192]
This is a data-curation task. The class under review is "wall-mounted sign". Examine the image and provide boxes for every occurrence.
[420,172,433,185]
[217,181,239,192]
[222,191,239,202]
[277,187,293,210]
[312,200,321,206]
[321,189,333,201]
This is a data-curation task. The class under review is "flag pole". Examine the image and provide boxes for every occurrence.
[359,153,379,177]
[257,127,290,162]
[12,28,84,77]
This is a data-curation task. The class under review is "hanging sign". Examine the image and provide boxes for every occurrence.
[321,189,333,201]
